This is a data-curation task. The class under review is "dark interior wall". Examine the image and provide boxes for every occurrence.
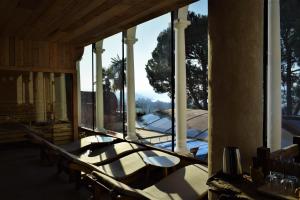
[0,71,18,105]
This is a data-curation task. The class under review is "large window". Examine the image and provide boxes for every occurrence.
[133,14,173,147]
[80,45,94,129]
[102,33,124,133]
[78,1,208,162]
[280,0,300,147]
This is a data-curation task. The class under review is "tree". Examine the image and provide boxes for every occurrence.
[105,55,126,91]
[145,12,208,109]
[280,0,300,115]
[105,55,126,112]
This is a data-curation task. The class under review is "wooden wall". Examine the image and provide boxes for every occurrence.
[0,37,80,73]
[0,37,82,144]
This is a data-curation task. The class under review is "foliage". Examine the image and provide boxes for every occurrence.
[104,55,126,91]
[280,0,300,115]
[145,12,208,109]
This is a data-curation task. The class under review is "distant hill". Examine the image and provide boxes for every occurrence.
[136,97,171,114]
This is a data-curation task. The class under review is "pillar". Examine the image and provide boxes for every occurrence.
[125,27,138,141]
[174,6,190,154]
[16,74,23,105]
[267,0,281,151]
[50,73,55,120]
[208,0,264,175]
[28,72,34,104]
[94,40,105,132]
[35,72,46,122]
[22,76,26,104]
[58,73,68,121]
[76,61,82,126]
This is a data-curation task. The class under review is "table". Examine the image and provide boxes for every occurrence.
[143,155,180,176]
[207,172,274,200]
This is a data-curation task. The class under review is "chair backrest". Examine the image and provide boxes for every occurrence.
[91,164,208,200]
[142,164,208,200]
[91,171,149,200]
[254,136,300,177]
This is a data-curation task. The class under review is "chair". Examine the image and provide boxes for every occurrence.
[90,164,208,200]
[60,135,117,152]
[94,150,178,182]
[76,141,146,165]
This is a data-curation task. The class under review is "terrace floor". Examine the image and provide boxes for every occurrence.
[0,143,90,200]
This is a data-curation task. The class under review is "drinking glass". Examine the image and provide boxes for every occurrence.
[265,171,283,190]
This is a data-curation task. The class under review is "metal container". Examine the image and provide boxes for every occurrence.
[222,146,242,176]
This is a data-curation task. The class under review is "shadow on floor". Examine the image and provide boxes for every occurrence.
[0,143,90,200]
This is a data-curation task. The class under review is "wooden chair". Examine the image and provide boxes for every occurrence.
[87,164,208,200]
[254,136,300,178]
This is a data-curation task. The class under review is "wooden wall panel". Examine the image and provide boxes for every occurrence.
[0,38,9,66]
[0,37,79,73]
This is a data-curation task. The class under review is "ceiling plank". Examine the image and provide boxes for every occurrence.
[54,3,131,42]
[0,0,20,36]
[23,0,78,39]
[74,0,194,46]
[0,0,196,47]
[42,0,107,40]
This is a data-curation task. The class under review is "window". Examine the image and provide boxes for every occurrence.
[280,0,300,147]
[133,14,173,147]
[78,0,209,162]
[80,45,94,129]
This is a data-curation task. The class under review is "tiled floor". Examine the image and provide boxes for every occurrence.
[0,143,90,200]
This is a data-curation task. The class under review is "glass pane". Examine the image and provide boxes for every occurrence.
[102,33,124,133]
[280,0,300,147]
[182,0,208,161]
[80,45,93,129]
[132,14,172,147]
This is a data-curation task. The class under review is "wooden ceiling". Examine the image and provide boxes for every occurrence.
[0,0,194,47]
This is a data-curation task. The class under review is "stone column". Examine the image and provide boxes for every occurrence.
[28,72,34,104]
[35,72,46,122]
[267,0,281,151]
[208,0,264,175]
[16,74,23,105]
[174,6,190,154]
[125,27,138,141]
[22,76,26,104]
[76,61,82,126]
[94,40,105,132]
[58,73,68,121]
[50,73,55,120]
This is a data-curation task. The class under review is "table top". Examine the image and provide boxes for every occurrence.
[143,155,180,168]
[207,172,274,200]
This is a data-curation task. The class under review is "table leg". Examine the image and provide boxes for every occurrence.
[164,168,168,177]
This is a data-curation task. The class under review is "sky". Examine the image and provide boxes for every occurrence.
[80,0,208,102]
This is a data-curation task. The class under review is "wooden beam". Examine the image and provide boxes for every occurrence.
[73,0,194,46]
[58,3,131,43]
[0,65,75,74]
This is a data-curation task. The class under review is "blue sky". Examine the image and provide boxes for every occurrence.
[80,0,207,102]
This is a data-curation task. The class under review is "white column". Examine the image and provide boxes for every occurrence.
[125,27,138,141]
[267,0,281,151]
[76,61,82,126]
[174,6,190,154]
[16,74,23,105]
[59,73,68,121]
[22,76,26,104]
[50,73,55,120]
[94,41,105,132]
[35,72,46,122]
[28,72,34,104]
